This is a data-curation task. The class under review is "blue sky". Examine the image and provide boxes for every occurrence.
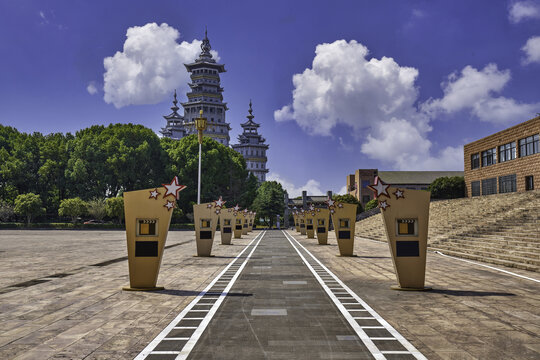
[1,0,539,196]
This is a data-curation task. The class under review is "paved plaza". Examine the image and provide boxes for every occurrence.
[0,229,539,359]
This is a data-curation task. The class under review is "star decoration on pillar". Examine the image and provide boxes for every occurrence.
[243,209,249,214]
[214,196,225,208]
[309,204,315,211]
[162,176,187,199]
[330,209,335,214]
[379,200,390,211]
[207,203,213,208]
[326,197,335,208]
[316,208,321,212]
[311,212,315,216]
[215,209,221,215]
[367,176,390,198]
[337,203,343,208]
[393,189,405,200]
[164,200,175,211]
[233,204,241,212]
[149,188,160,199]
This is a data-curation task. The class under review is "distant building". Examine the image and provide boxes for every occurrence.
[232,101,269,182]
[347,169,464,207]
[161,30,231,146]
[464,116,539,197]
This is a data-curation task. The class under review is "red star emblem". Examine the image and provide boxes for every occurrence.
[164,200,175,211]
[162,176,187,199]
[368,176,390,199]
[379,200,390,211]
[393,189,405,199]
[149,188,160,199]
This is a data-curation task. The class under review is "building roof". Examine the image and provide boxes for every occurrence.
[378,171,464,185]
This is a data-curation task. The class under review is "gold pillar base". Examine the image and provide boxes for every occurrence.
[193,254,215,257]
[391,285,432,291]
[122,286,165,291]
[317,239,328,245]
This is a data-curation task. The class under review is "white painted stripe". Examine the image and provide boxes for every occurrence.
[283,230,427,360]
[349,309,369,312]
[371,337,397,341]
[434,251,540,283]
[163,337,190,341]
[134,231,266,360]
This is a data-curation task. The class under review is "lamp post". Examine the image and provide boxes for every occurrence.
[195,109,207,204]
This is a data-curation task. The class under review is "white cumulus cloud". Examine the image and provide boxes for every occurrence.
[423,63,539,124]
[103,23,218,108]
[274,40,424,137]
[509,1,540,23]
[86,82,98,95]
[522,36,540,64]
[267,173,324,198]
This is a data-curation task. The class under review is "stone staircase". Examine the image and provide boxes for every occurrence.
[355,190,540,272]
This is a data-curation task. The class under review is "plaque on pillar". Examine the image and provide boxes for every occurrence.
[241,208,250,235]
[368,176,431,290]
[123,176,186,291]
[327,198,357,256]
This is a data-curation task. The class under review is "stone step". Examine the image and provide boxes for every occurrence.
[442,236,540,248]
[429,244,540,266]
[428,247,539,272]
[431,241,540,261]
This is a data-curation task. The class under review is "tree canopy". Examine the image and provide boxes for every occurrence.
[332,194,363,214]
[252,181,286,227]
[429,176,465,199]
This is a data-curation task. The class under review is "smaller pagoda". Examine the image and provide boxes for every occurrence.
[232,101,269,182]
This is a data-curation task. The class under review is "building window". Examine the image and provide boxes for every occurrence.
[361,180,370,189]
[525,175,534,191]
[362,195,371,203]
[481,148,496,167]
[498,142,516,163]
[498,174,516,194]
[481,178,497,195]
[519,134,539,157]
[471,153,480,169]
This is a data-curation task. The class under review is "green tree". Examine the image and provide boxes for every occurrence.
[364,199,378,211]
[65,124,165,199]
[58,197,87,223]
[164,135,257,216]
[106,197,124,223]
[87,198,107,221]
[14,193,45,224]
[252,181,286,227]
[429,176,465,199]
[332,194,363,214]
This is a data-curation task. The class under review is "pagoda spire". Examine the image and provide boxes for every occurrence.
[171,90,179,113]
[247,99,254,121]
[199,27,213,61]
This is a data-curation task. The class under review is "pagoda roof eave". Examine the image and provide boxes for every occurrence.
[184,62,226,72]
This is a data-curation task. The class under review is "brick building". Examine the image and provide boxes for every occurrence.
[464,116,539,197]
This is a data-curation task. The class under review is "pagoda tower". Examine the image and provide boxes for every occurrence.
[161,30,231,145]
[232,101,269,182]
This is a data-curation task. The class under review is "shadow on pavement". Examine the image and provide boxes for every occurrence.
[156,289,253,297]
[429,289,516,297]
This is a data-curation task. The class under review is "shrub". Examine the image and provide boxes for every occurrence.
[106,197,124,223]
[364,199,378,211]
[429,176,465,199]
[58,197,87,223]
[0,202,14,222]
[87,198,107,221]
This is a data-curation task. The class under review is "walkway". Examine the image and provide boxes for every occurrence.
[138,230,424,359]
